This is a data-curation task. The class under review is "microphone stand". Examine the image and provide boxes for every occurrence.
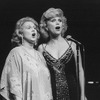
[80,44,86,100]
[76,43,80,100]
[66,36,85,100]
[76,42,85,100]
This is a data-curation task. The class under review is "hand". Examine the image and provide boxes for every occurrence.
[81,95,87,100]
[85,96,87,100]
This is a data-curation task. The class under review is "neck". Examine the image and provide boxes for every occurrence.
[22,40,34,50]
[49,35,63,44]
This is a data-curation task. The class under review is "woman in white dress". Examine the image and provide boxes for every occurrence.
[0,17,53,100]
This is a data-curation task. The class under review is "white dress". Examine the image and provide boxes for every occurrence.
[0,46,53,100]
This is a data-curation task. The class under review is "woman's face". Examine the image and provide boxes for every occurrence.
[47,16,63,36]
[21,21,38,44]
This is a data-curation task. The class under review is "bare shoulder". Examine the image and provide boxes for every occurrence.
[71,41,76,50]
[38,43,46,53]
[67,40,77,53]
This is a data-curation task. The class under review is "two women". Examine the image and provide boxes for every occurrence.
[0,17,53,100]
[0,8,86,100]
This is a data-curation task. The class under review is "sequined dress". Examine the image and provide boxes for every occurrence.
[42,41,78,100]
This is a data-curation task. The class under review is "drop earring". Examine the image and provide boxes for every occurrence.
[20,34,24,45]
[35,40,37,46]
[46,27,48,31]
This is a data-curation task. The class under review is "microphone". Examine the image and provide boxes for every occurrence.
[66,35,82,45]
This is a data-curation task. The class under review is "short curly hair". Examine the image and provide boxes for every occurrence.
[40,8,67,39]
[11,17,39,46]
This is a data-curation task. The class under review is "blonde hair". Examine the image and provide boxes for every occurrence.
[11,17,39,46]
[40,8,67,39]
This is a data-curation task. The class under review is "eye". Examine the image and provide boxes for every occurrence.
[25,26,31,29]
[33,26,37,29]
[58,19,62,22]
[50,19,56,22]
[26,26,36,29]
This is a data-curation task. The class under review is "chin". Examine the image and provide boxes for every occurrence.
[31,38,36,41]
[54,30,61,34]
[55,32,61,35]
[29,40,35,44]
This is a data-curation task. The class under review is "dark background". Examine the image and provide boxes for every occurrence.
[0,0,100,99]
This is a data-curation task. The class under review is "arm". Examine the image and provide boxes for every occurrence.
[72,42,86,100]
[79,47,87,100]
[78,49,85,100]
[0,49,22,100]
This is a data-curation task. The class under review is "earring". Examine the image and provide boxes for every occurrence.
[46,27,48,31]
[36,39,38,45]
[21,35,24,44]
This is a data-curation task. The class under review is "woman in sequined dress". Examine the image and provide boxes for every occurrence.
[0,17,53,100]
[38,8,86,100]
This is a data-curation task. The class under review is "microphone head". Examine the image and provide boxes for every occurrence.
[66,35,72,39]
[66,35,82,45]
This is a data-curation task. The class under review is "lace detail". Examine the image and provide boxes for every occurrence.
[10,77,22,98]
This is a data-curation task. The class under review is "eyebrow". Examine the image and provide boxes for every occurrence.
[24,24,36,27]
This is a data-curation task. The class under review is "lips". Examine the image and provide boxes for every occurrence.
[55,26,60,30]
[32,33,36,37]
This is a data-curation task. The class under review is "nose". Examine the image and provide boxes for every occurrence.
[32,29,36,33]
[56,20,60,25]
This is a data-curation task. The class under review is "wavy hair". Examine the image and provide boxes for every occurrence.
[40,8,67,39]
[11,17,39,46]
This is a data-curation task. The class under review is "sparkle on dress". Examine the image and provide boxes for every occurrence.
[42,40,78,100]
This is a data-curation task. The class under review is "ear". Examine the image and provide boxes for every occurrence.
[16,29,23,38]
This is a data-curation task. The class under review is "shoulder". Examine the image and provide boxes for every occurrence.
[36,49,46,64]
[66,39,77,54]
[65,36,76,51]
[7,46,23,58]
[65,38,76,50]
[36,50,45,60]
[70,41,77,57]
[38,43,46,53]
[71,41,76,50]
[10,46,22,53]
[4,46,22,65]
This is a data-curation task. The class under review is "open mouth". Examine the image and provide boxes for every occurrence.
[32,33,36,37]
[55,26,60,30]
